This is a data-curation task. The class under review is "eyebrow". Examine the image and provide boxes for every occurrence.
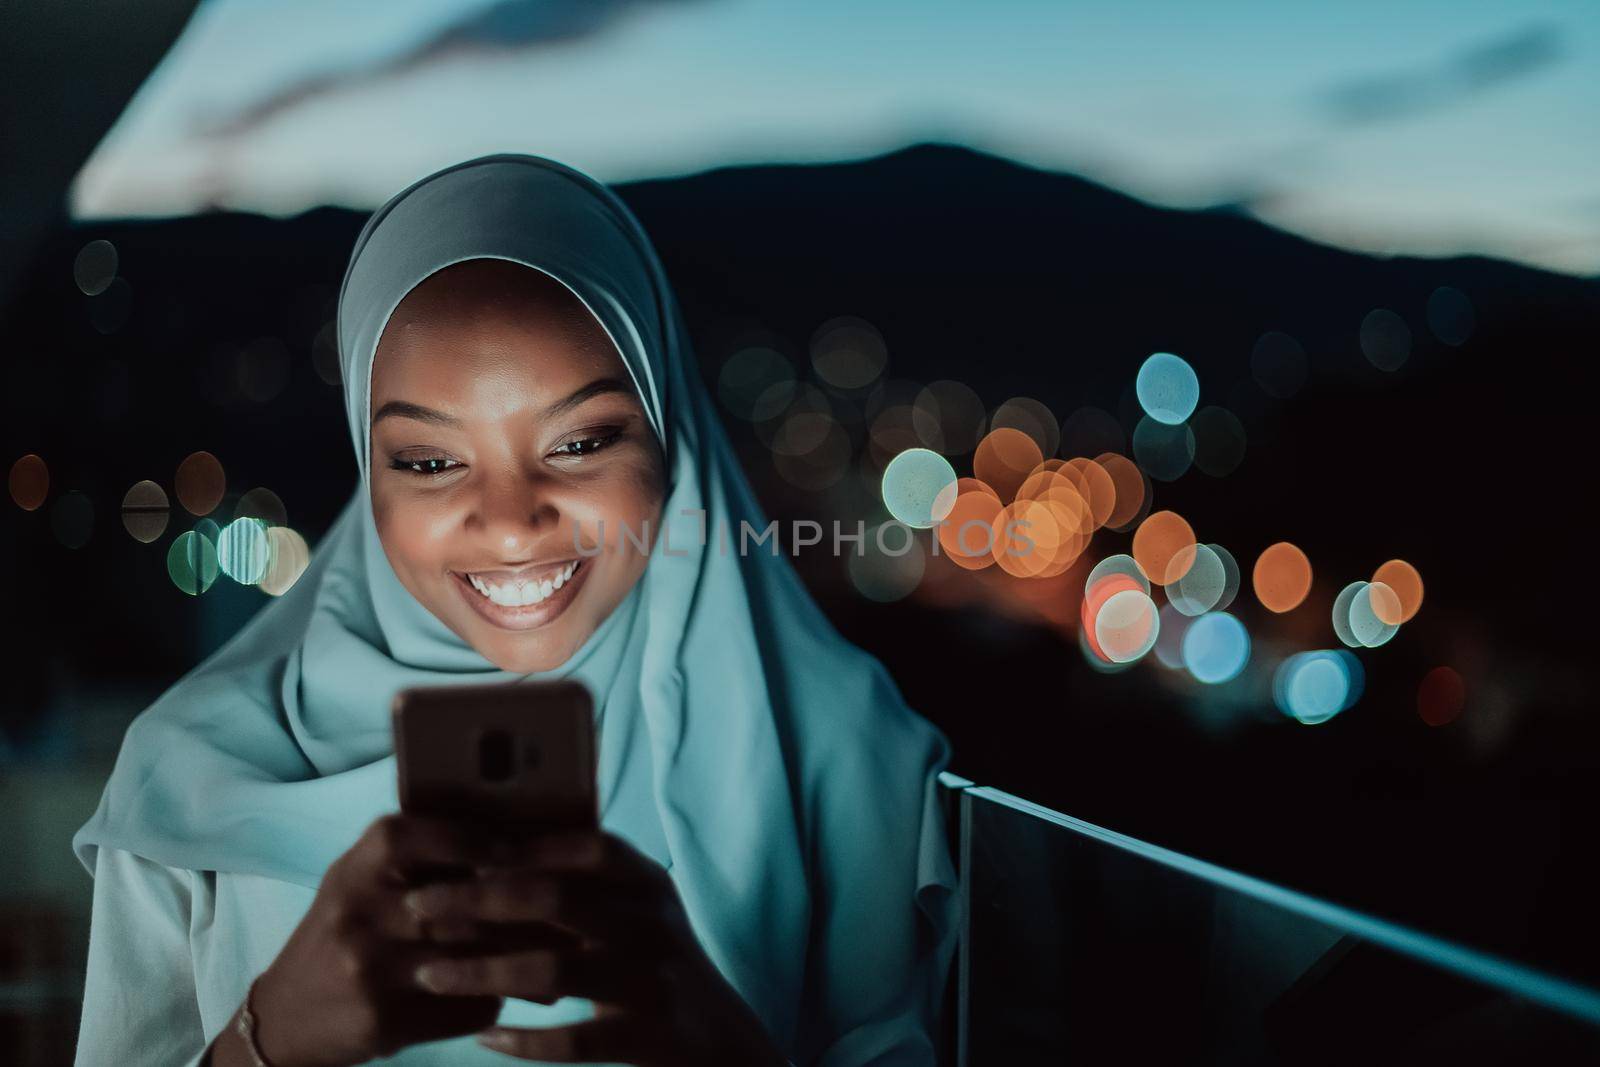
[372,375,635,429]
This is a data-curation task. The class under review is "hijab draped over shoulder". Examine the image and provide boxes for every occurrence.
[73,153,957,1064]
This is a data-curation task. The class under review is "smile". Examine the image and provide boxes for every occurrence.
[449,558,588,631]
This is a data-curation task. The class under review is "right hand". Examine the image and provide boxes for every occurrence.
[225,813,522,1067]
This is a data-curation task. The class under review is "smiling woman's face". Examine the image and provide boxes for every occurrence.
[369,258,666,673]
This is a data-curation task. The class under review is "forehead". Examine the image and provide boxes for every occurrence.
[373,259,623,396]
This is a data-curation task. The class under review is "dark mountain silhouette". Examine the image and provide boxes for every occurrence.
[4,142,1598,984]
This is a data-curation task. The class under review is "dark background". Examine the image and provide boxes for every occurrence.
[3,143,1598,1055]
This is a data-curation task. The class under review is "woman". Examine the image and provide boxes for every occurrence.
[71,153,958,1066]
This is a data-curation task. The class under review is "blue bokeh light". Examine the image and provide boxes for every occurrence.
[1135,352,1200,425]
[1274,650,1365,724]
[1181,611,1250,684]
[881,447,958,528]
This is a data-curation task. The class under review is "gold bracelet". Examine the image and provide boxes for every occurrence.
[234,975,274,1067]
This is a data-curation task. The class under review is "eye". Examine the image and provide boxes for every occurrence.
[551,429,623,459]
[389,455,461,477]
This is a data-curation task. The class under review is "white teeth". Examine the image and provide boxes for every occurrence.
[465,560,579,608]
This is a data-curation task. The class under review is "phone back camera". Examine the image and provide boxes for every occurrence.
[478,729,514,782]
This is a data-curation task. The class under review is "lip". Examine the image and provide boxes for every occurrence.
[449,558,589,632]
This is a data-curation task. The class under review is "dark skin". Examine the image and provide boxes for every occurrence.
[206,260,785,1066]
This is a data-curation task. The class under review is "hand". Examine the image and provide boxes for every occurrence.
[216,813,516,1067]
[399,829,788,1066]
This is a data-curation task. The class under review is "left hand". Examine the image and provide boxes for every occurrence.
[400,829,787,1066]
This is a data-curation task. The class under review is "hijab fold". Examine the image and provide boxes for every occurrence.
[74,153,956,1061]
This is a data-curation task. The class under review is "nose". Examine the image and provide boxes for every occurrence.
[466,465,561,558]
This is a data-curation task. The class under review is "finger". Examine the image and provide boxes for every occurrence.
[412,947,670,1007]
[355,814,509,880]
[485,830,666,883]
[476,1014,659,1064]
[402,872,674,949]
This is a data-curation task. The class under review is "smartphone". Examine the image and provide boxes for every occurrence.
[392,679,597,829]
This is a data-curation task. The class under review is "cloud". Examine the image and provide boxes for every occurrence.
[190,0,705,140]
[1316,23,1565,126]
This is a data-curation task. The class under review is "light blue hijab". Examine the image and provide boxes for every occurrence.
[73,153,957,1063]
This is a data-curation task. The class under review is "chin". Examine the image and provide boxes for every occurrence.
[473,632,581,674]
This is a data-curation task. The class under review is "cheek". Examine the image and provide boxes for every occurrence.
[371,489,458,572]
[566,461,665,550]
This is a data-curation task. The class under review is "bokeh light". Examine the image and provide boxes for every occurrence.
[1250,331,1308,399]
[1169,543,1227,616]
[1253,542,1312,613]
[1331,581,1365,647]
[973,427,1042,503]
[219,517,273,585]
[1360,308,1411,372]
[1426,287,1475,347]
[811,316,888,391]
[121,480,170,543]
[989,397,1059,457]
[168,528,220,595]
[51,491,94,549]
[1085,553,1145,596]
[1094,588,1160,664]
[1275,650,1363,724]
[1132,416,1195,481]
[1132,511,1197,587]
[74,239,119,296]
[1371,559,1424,623]
[1181,612,1250,684]
[773,413,852,491]
[1190,406,1246,477]
[1417,666,1467,726]
[913,380,987,454]
[260,527,311,596]
[848,521,926,602]
[1096,453,1149,531]
[938,486,1004,570]
[1348,581,1400,647]
[176,451,226,516]
[1153,603,1195,670]
[881,448,958,528]
[9,453,48,510]
[1135,352,1199,425]
[956,476,999,501]
[235,487,288,529]
[719,345,796,421]
[1063,457,1116,529]
[1080,626,1136,673]
[1208,543,1241,611]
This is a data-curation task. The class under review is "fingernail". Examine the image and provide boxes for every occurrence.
[413,962,448,992]
[404,887,445,918]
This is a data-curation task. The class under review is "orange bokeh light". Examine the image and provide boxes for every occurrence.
[9,453,48,511]
[939,489,1004,570]
[1132,511,1197,587]
[974,428,1043,504]
[1081,572,1143,662]
[957,476,999,501]
[1095,452,1146,531]
[1253,541,1313,613]
[1064,457,1116,530]
[1372,559,1424,624]
[176,451,226,517]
